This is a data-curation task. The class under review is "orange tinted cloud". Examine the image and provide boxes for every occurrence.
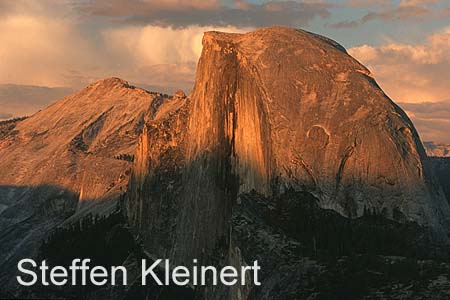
[0,14,99,87]
[346,0,392,8]
[349,28,450,103]
[349,28,450,143]
[78,0,330,28]
[332,0,441,28]
[0,0,251,89]
[0,0,329,89]
[399,102,450,143]
[399,0,438,7]
[77,0,220,17]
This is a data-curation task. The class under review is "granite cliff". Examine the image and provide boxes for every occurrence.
[125,27,450,299]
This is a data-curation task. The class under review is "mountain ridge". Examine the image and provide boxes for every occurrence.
[0,77,175,293]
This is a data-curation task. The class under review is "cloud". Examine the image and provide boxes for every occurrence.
[0,112,13,120]
[131,63,197,93]
[329,20,361,29]
[346,0,392,8]
[0,84,73,118]
[100,24,251,91]
[331,0,440,28]
[348,28,450,103]
[348,28,450,144]
[102,25,237,65]
[400,102,450,120]
[0,2,102,88]
[0,0,330,91]
[77,0,331,28]
[361,5,431,22]
[399,102,450,143]
[399,0,438,7]
[76,0,221,16]
[0,0,250,90]
[0,0,48,16]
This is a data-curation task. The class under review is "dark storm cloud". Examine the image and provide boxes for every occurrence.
[76,0,331,28]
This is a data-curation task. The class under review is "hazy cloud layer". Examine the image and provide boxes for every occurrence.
[331,0,442,28]
[346,0,392,8]
[0,84,73,118]
[0,0,330,90]
[77,0,331,28]
[0,112,13,120]
[0,1,103,87]
[100,24,250,91]
[0,1,250,89]
[399,102,450,143]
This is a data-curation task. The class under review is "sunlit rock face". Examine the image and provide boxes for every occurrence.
[127,25,450,280]
[0,78,164,289]
[0,78,162,210]
[192,27,450,227]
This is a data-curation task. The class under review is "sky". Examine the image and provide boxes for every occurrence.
[0,0,449,143]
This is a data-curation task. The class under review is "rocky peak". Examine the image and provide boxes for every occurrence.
[194,26,444,220]
[87,77,132,90]
[0,78,167,285]
[173,89,187,100]
[127,27,450,275]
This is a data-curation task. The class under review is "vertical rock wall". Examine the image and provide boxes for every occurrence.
[126,28,450,297]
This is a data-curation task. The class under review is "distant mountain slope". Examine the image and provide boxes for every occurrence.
[424,141,450,157]
[0,84,73,119]
[0,78,173,292]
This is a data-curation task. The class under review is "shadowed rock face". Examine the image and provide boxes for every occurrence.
[429,157,450,204]
[127,27,450,283]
